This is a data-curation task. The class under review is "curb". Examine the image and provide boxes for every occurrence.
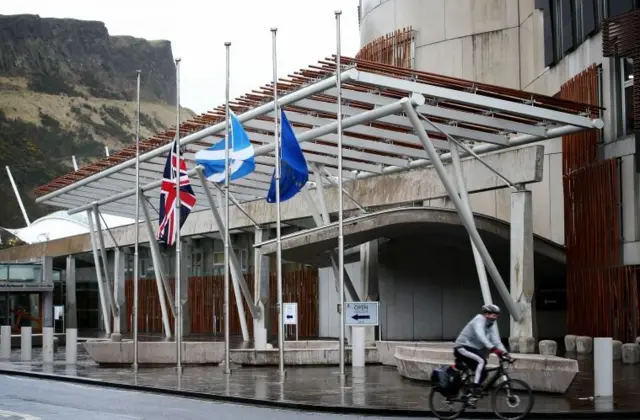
[0,368,638,419]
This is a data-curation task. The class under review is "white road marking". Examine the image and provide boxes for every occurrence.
[0,409,40,419]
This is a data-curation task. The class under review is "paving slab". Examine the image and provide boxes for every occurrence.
[1,346,640,416]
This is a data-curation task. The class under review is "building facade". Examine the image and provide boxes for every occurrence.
[357,0,639,339]
[0,1,634,345]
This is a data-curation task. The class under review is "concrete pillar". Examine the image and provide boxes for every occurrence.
[594,337,613,399]
[253,229,271,350]
[42,256,55,363]
[113,248,128,334]
[65,327,77,364]
[42,327,54,363]
[351,326,366,367]
[21,326,32,361]
[65,255,77,330]
[360,240,379,343]
[42,255,54,330]
[43,292,53,329]
[180,240,191,337]
[0,325,10,359]
[509,188,536,344]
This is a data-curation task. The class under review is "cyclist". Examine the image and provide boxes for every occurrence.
[453,304,512,400]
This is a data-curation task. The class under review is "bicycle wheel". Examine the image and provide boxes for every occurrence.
[490,378,534,420]
[428,387,466,420]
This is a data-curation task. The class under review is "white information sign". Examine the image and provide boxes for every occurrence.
[283,302,298,325]
[54,305,64,321]
[344,302,379,326]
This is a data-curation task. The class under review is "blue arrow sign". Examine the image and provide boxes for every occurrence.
[344,301,379,326]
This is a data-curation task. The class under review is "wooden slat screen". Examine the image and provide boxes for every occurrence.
[124,268,319,338]
[561,64,640,341]
[355,27,414,68]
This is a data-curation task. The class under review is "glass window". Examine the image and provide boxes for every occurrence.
[622,58,634,136]
[608,0,636,18]
[0,265,7,281]
[7,265,39,282]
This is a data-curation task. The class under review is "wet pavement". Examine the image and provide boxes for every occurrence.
[0,374,424,420]
[0,346,639,416]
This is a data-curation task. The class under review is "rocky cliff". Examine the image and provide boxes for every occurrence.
[0,14,177,104]
[0,14,195,230]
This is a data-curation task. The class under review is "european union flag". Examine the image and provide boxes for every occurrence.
[266,110,309,202]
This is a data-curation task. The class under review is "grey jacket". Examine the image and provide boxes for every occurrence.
[454,314,506,353]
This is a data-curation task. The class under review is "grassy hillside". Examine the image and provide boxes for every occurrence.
[0,78,195,229]
[0,14,197,231]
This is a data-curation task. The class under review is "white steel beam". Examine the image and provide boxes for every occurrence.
[292,97,509,145]
[402,101,521,322]
[197,167,259,319]
[94,205,119,319]
[352,70,600,129]
[86,208,113,334]
[301,182,361,302]
[325,87,549,137]
[140,196,174,337]
[449,138,493,306]
[239,106,452,150]
[352,122,603,181]
[37,70,357,204]
[196,129,412,168]
[62,97,423,214]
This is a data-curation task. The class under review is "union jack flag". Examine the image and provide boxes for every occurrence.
[157,139,197,246]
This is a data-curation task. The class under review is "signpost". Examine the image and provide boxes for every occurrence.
[283,302,298,341]
[344,302,379,326]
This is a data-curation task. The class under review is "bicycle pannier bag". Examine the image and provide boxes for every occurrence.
[431,366,461,396]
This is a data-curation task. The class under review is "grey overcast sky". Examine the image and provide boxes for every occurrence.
[2,0,361,114]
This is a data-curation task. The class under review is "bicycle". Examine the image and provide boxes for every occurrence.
[429,356,534,420]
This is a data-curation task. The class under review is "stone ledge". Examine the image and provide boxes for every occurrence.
[394,346,578,394]
[83,340,225,365]
[230,347,379,366]
[375,341,454,366]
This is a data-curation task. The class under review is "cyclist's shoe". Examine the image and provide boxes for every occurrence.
[470,383,483,397]
[464,384,482,408]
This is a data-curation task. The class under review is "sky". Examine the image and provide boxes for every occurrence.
[2,0,361,114]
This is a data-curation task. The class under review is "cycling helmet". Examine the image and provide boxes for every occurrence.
[482,304,501,315]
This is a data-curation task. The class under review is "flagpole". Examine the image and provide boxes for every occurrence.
[271,27,285,378]
[174,57,183,373]
[335,9,345,380]
[133,69,141,372]
[223,41,232,375]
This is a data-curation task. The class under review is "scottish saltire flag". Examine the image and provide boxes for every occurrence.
[157,139,197,247]
[195,112,255,183]
[266,110,309,203]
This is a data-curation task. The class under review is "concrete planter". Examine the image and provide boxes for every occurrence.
[230,347,379,366]
[83,340,225,365]
[394,345,578,394]
[375,341,453,366]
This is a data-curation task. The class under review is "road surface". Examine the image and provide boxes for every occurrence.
[0,374,599,419]
[0,374,422,419]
